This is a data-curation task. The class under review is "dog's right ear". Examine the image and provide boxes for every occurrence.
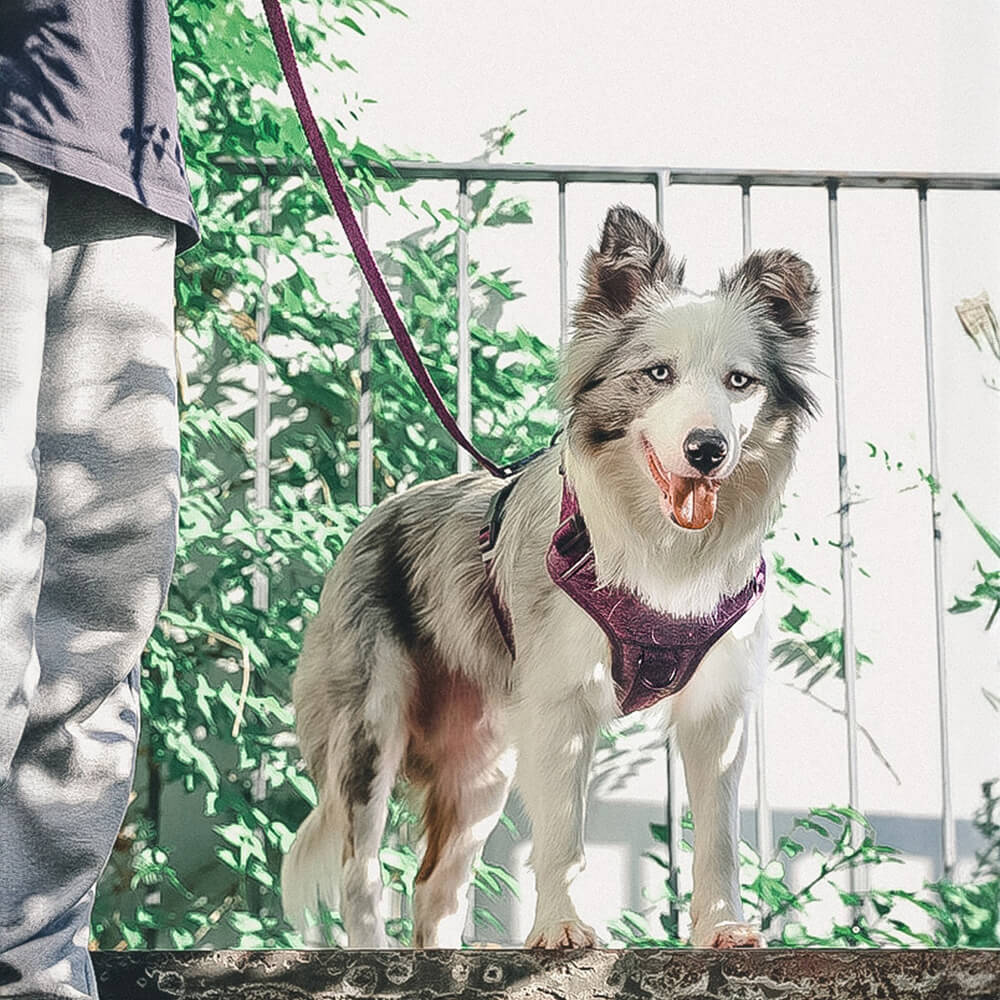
[578,206,685,318]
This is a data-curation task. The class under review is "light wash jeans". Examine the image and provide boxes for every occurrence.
[0,154,179,999]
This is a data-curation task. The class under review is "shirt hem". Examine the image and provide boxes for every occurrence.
[0,124,200,254]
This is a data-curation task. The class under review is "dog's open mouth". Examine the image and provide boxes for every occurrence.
[643,439,720,531]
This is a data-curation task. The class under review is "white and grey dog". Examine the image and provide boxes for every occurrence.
[282,206,818,950]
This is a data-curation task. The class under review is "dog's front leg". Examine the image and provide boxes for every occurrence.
[673,680,765,949]
[516,693,599,948]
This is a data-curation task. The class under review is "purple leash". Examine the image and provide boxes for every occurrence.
[261,0,514,479]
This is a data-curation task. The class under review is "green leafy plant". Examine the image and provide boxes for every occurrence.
[950,494,1000,632]
[766,537,873,695]
[611,798,1000,948]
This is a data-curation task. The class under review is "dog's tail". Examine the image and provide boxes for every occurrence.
[281,802,346,943]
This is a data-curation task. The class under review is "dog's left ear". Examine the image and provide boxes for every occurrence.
[579,206,685,318]
[723,249,819,337]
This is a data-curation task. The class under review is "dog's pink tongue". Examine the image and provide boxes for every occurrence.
[668,476,719,530]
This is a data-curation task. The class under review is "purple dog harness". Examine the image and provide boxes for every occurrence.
[481,478,766,715]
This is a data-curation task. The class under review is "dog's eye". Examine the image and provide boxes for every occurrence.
[647,365,673,383]
[726,371,755,390]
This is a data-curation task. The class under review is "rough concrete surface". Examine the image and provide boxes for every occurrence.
[91,948,1000,1000]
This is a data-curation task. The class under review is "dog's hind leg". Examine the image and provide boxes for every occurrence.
[411,747,516,948]
[338,711,407,949]
[283,623,408,948]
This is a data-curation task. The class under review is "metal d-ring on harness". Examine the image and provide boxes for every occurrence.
[261,0,766,714]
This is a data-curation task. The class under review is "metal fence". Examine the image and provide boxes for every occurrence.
[220,156,1000,915]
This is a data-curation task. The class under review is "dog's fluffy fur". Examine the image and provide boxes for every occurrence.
[282,206,819,949]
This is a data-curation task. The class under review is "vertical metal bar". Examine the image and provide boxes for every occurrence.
[456,179,472,474]
[742,182,774,864]
[827,182,862,895]
[558,179,569,347]
[142,751,163,946]
[654,168,669,234]
[248,179,272,918]
[454,178,472,934]
[252,182,272,613]
[357,203,373,508]
[654,167,681,937]
[918,186,956,878]
[741,182,753,257]
[354,204,397,926]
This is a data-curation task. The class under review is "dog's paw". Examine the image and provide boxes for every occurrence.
[694,921,766,949]
[525,919,598,949]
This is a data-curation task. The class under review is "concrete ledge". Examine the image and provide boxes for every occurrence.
[92,948,1000,999]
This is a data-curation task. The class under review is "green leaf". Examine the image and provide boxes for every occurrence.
[650,822,670,844]
[777,836,804,858]
[780,605,810,633]
[954,493,1000,559]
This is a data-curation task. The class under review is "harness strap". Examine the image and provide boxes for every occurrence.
[478,479,519,657]
[478,479,518,563]
[261,0,515,478]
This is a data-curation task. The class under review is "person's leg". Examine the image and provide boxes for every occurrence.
[0,152,53,994]
[0,175,178,999]
[0,154,50,787]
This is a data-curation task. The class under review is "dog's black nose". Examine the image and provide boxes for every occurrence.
[683,429,728,475]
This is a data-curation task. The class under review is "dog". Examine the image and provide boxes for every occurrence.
[281,205,819,949]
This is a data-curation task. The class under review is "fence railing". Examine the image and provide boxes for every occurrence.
[218,156,1000,915]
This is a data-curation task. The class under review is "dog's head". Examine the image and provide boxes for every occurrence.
[560,205,819,532]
